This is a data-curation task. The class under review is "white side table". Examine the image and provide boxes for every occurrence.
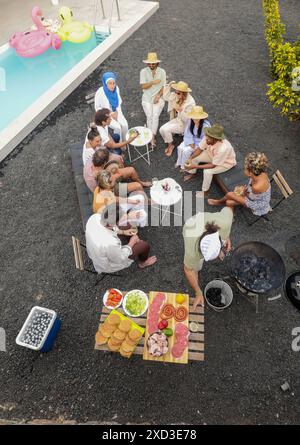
[126,126,153,166]
[150,178,183,224]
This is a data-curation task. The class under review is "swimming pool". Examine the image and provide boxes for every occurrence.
[0,32,107,133]
[0,1,159,163]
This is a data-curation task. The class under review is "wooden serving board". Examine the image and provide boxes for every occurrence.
[143,291,189,364]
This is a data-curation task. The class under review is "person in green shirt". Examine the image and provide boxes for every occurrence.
[140,52,166,147]
[183,207,233,309]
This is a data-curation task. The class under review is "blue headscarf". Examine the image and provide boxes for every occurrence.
[102,72,119,111]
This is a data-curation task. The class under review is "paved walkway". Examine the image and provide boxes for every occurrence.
[0,0,300,425]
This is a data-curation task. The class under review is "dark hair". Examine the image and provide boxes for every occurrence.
[198,221,221,252]
[101,203,124,226]
[94,108,111,126]
[190,119,205,139]
[92,149,109,167]
[87,124,100,142]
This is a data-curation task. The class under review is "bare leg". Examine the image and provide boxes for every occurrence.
[117,167,152,188]
[184,266,204,309]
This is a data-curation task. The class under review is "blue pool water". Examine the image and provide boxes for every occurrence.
[0,31,107,132]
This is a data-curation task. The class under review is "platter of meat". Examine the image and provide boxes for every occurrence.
[147,331,169,357]
[143,291,189,364]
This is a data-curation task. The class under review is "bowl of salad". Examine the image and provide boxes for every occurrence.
[122,290,149,317]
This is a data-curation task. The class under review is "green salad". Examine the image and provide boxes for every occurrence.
[124,291,147,316]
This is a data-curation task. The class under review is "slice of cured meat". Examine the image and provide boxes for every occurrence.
[175,323,189,336]
[174,306,188,322]
[171,345,183,358]
[147,293,167,335]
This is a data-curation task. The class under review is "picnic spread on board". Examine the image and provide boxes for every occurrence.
[95,289,205,363]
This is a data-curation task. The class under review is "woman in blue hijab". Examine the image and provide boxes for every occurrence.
[94,71,129,141]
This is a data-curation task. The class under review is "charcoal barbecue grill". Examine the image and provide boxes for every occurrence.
[230,242,286,311]
[285,271,300,311]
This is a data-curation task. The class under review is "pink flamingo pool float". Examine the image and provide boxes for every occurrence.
[9,6,61,58]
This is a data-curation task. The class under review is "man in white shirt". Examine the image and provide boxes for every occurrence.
[86,203,157,274]
[140,52,166,147]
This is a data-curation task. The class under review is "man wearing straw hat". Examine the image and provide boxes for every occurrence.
[183,209,233,309]
[159,81,195,156]
[140,52,166,147]
[184,124,236,197]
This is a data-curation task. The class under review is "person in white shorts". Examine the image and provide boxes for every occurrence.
[140,52,166,147]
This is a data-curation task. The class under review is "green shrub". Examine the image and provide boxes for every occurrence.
[262,0,300,120]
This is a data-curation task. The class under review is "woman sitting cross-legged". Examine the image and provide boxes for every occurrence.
[85,203,157,274]
[208,152,271,216]
[94,72,129,141]
[93,170,148,227]
[175,105,210,170]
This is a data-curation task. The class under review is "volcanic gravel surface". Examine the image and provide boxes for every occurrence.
[1,0,300,425]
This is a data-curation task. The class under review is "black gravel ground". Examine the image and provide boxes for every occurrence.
[1,0,300,425]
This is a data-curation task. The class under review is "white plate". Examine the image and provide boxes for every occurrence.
[122,290,149,317]
[103,288,123,310]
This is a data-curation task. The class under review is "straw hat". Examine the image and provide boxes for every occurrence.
[143,52,161,64]
[171,81,192,93]
[187,106,208,120]
[204,124,225,140]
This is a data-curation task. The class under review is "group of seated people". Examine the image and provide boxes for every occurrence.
[82,51,272,308]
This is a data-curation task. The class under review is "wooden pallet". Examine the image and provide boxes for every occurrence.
[95,293,204,362]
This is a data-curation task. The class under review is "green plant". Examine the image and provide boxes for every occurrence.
[262,0,300,120]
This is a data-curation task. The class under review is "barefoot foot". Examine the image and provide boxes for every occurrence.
[138,255,157,268]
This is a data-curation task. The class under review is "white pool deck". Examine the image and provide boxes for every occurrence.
[0,0,159,162]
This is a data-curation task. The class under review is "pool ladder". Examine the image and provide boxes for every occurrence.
[94,0,121,34]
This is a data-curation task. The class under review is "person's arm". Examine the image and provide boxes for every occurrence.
[184,265,204,308]
[223,238,232,252]
[153,86,164,104]
[141,79,161,90]
[105,133,137,150]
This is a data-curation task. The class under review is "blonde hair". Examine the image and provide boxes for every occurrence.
[244,152,269,176]
[96,171,112,190]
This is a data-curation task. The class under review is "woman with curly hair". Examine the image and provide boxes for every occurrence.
[208,152,271,216]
